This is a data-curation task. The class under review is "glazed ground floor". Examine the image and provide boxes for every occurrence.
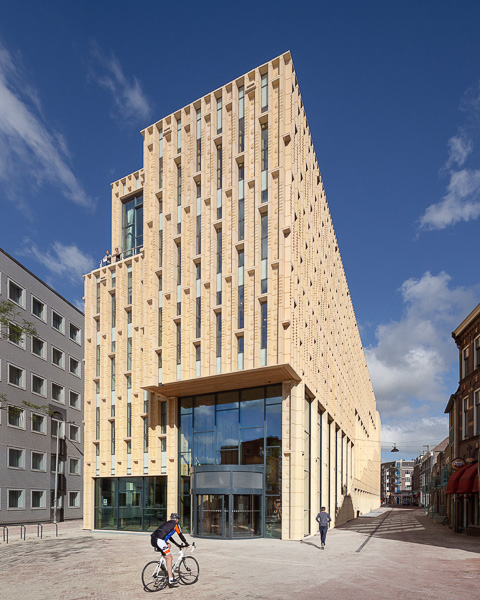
[83,378,381,539]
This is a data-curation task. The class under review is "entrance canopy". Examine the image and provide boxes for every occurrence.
[144,364,300,399]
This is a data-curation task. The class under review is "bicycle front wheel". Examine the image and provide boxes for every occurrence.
[142,560,168,592]
[177,556,199,585]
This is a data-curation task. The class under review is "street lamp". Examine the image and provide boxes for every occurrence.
[391,444,400,453]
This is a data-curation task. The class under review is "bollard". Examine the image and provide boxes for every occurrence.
[2,526,8,544]
[20,524,26,540]
[37,524,43,539]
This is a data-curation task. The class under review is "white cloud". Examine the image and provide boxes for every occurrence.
[0,41,93,209]
[21,240,96,284]
[366,272,478,422]
[419,83,480,230]
[381,418,449,458]
[90,45,151,122]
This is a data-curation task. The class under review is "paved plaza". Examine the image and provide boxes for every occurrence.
[1,508,479,600]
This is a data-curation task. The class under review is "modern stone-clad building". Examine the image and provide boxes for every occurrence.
[83,52,381,540]
[0,248,84,524]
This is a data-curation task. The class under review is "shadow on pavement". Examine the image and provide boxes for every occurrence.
[337,507,480,553]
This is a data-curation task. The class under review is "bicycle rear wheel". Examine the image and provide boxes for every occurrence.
[177,556,199,585]
[142,560,168,592]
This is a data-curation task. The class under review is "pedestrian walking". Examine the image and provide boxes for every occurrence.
[316,506,331,549]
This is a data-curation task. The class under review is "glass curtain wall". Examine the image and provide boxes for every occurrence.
[94,476,166,531]
[179,384,282,538]
[122,195,143,257]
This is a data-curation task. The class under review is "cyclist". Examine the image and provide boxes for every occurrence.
[151,513,189,588]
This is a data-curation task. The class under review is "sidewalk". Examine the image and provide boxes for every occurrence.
[0,508,478,600]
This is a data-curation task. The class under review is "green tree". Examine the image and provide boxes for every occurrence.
[0,299,50,413]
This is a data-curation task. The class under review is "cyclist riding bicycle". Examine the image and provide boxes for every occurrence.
[151,513,190,588]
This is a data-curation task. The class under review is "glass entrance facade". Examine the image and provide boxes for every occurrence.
[196,493,262,538]
[94,476,166,531]
[179,384,282,538]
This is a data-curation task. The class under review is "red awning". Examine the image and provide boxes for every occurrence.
[473,469,478,494]
[457,463,478,494]
[446,464,469,494]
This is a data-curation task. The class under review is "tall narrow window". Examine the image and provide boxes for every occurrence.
[176,322,181,366]
[127,267,133,304]
[217,145,222,219]
[238,86,245,153]
[126,376,132,437]
[261,123,268,203]
[159,198,163,267]
[144,416,149,452]
[196,108,201,171]
[177,164,182,234]
[474,389,480,436]
[110,357,115,417]
[462,347,469,379]
[216,312,222,359]
[238,164,245,240]
[96,276,100,314]
[96,320,101,378]
[196,182,202,254]
[261,301,267,362]
[111,294,116,328]
[177,243,181,316]
[96,382,100,440]
[127,337,132,371]
[475,336,480,369]
[195,344,201,376]
[261,213,268,293]
[216,97,222,134]
[238,249,244,328]
[462,397,469,439]
[216,229,222,305]
[111,421,115,456]
[122,195,143,257]
[158,275,163,347]
[177,117,181,153]
[196,264,201,339]
[238,336,244,370]
[261,73,268,112]
[159,129,163,188]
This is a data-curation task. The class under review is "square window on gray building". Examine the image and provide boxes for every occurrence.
[8,406,25,428]
[52,383,64,404]
[70,391,81,410]
[52,347,64,368]
[32,297,45,321]
[32,336,46,359]
[8,448,25,469]
[8,364,25,388]
[32,374,46,397]
[70,458,80,474]
[8,489,24,509]
[31,452,46,471]
[69,357,80,377]
[31,413,46,434]
[8,280,25,307]
[52,311,64,333]
[70,323,81,343]
[70,424,80,442]
[31,490,46,509]
[69,491,80,508]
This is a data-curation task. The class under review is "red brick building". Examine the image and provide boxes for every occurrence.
[445,303,480,535]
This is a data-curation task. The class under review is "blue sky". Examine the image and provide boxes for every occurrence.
[1,1,479,461]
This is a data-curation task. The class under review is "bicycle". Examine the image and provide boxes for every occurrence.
[142,542,199,592]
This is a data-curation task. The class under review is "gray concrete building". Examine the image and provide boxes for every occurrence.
[0,249,84,524]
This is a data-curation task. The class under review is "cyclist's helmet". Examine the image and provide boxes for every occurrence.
[170,512,180,520]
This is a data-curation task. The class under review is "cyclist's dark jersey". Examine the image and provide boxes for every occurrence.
[151,519,188,546]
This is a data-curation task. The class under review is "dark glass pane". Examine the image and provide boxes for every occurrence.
[240,427,264,464]
[216,409,239,465]
[180,396,193,414]
[197,494,224,537]
[194,432,215,465]
[266,384,282,404]
[180,494,191,533]
[265,496,282,538]
[216,390,239,410]
[233,494,261,537]
[194,394,215,431]
[180,413,192,453]
[266,403,282,444]
[240,391,264,428]
[143,477,167,531]
[118,478,143,531]
[266,446,282,494]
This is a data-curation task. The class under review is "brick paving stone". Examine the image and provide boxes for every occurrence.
[0,508,479,599]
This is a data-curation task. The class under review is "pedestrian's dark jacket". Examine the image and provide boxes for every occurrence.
[316,511,331,526]
[151,519,188,547]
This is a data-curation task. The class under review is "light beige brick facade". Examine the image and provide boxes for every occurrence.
[83,52,380,539]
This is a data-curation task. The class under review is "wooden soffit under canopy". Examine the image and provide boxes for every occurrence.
[143,363,301,400]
